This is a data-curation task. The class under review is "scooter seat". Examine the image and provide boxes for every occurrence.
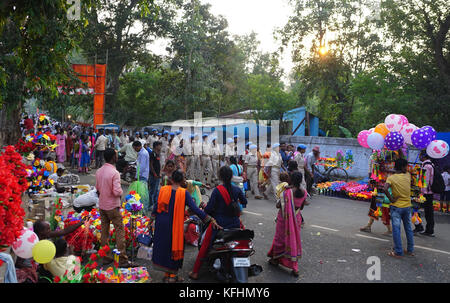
[215,229,254,242]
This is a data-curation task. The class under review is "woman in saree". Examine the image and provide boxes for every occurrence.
[55,128,66,163]
[151,170,221,283]
[267,171,306,277]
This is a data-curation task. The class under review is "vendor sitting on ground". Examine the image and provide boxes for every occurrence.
[48,167,66,192]
[33,218,84,241]
[44,156,58,174]
[43,238,81,279]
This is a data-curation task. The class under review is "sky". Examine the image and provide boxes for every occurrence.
[150,0,295,83]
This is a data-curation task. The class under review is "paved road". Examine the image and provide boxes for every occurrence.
[77,170,450,283]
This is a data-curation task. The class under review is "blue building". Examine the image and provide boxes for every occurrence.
[283,107,319,136]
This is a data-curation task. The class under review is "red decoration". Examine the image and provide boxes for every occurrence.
[0,146,29,251]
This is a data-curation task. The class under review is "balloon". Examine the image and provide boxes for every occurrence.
[32,240,56,264]
[368,128,375,135]
[367,132,385,150]
[398,114,409,127]
[421,126,436,141]
[374,123,390,138]
[12,228,39,259]
[400,123,418,145]
[357,130,370,148]
[426,140,449,159]
[384,114,403,132]
[384,131,404,151]
[411,127,433,150]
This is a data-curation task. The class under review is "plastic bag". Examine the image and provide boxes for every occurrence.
[73,189,99,208]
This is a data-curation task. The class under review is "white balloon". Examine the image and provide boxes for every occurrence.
[12,228,39,259]
[367,132,385,150]
[426,140,449,159]
[384,114,403,132]
[400,123,418,145]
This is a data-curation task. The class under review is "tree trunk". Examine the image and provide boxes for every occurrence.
[0,102,22,147]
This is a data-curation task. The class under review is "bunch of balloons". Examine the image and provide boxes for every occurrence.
[12,227,56,264]
[357,114,449,159]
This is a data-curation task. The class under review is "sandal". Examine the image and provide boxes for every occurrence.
[188,271,199,280]
[360,226,371,233]
[404,250,415,256]
[168,276,184,283]
[388,251,403,258]
[268,259,279,266]
[118,260,139,268]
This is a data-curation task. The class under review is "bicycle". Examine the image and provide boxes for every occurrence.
[314,158,349,183]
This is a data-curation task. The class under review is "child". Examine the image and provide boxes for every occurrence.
[441,166,450,213]
[43,238,81,279]
[276,172,290,202]
[78,137,90,174]
[72,135,80,169]
[161,160,176,186]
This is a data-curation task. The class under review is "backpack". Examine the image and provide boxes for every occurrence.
[424,162,445,194]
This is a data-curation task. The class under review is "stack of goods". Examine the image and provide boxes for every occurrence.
[26,159,55,194]
[53,245,150,283]
[356,113,449,220]
[0,146,29,252]
[122,191,143,215]
[316,180,373,201]
[316,150,355,170]
[53,207,151,254]
[24,131,57,152]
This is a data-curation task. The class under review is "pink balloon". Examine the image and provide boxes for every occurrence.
[398,114,409,126]
[357,130,370,148]
[400,123,417,145]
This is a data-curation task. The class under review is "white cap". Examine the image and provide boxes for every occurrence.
[249,144,257,150]
[226,138,233,144]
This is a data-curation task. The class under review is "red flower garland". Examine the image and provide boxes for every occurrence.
[0,146,29,251]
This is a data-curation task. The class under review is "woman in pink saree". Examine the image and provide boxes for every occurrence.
[55,129,67,163]
[267,171,306,277]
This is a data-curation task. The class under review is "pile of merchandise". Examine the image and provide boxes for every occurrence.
[316,180,373,201]
[52,245,150,283]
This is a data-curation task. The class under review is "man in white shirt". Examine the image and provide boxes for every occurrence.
[225,138,235,164]
[192,134,202,181]
[263,143,282,200]
[210,136,221,185]
[184,135,194,180]
[160,131,170,168]
[201,134,213,185]
[245,144,262,199]
[94,129,108,168]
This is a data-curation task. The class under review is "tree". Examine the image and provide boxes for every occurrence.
[78,0,169,122]
[279,0,386,136]
[0,0,90,145]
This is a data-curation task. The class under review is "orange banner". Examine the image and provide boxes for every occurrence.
[72,64,107,128]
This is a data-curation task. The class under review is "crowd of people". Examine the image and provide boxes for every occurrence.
[11,113,447,283]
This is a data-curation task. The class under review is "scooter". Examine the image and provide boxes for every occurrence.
[202,228,262,283]
[117,152,137,183]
